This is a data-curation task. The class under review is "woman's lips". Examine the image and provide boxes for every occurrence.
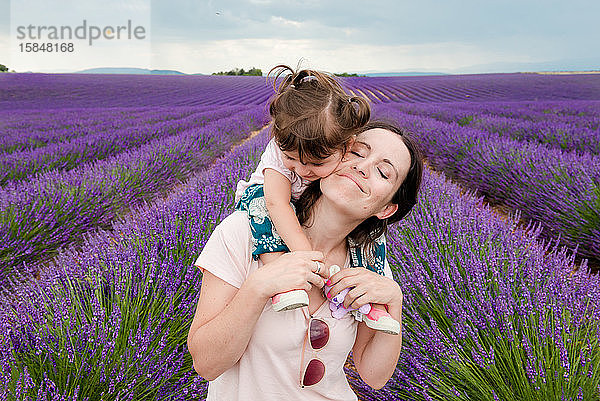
[339,173,365,193]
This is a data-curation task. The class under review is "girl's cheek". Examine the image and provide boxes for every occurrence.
[315,169,329,178]
[282,159,294,170]
[317,164,338,178]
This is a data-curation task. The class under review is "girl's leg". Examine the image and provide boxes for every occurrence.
[258,251,284,265]
[237,185,309,311]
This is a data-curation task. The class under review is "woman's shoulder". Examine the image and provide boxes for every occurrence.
[214,211,252,240]
[219,210,250,227]
[195,211,253,288]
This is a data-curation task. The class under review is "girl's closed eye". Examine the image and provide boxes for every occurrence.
[378,168,389,179]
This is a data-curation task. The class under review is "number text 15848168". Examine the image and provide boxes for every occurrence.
[19,43,74,52]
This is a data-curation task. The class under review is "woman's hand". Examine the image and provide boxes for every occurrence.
[248,251,329,300]
[326,267,403,310]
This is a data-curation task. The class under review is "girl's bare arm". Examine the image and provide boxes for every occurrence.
[263,168,312,251]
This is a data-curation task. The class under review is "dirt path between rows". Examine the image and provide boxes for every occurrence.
[155,123,270,207]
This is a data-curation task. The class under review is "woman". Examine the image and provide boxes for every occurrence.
[187,121,423,400]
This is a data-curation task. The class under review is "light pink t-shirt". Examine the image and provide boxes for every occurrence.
[234,138,311,203]
[194,211,393,401]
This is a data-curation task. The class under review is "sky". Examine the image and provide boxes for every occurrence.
[1,0,599,75]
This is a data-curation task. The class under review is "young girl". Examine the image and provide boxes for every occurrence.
[234,65,400,335]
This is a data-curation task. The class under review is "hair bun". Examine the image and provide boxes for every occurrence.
[292,70,310,86]
[339,95,370,129]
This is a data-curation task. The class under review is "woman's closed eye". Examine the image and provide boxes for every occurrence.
[350,151,388,178]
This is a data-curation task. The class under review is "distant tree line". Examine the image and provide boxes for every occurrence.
[212,67,262,76]
[0,64,10,72]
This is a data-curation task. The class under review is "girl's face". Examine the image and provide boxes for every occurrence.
[281,149,345,181]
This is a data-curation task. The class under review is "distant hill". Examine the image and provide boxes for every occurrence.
[77,68,190,75]
[451,57,600,74]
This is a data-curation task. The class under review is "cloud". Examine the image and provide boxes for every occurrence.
[149,0,600,47]
[270,16,303,28]
[150,38,533,75]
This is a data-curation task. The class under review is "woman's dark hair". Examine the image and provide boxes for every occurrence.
[267,64,370,162]
[296,121,424,264]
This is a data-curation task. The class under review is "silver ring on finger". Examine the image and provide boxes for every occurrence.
[313,260,322,274]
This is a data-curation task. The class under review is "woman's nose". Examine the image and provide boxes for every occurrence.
[352,163,367,177]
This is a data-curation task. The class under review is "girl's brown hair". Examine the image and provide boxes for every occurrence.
[296,121,424,264]
[267,65,370,161]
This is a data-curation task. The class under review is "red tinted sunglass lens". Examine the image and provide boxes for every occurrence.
[309,319,329,349]
[303,359,325,386]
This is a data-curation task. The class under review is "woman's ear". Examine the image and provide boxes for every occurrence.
[375,202,398,220]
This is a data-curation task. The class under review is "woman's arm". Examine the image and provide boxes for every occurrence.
[352,297,403,390]
[187,250,326,380]
[326,268,404,389]
[263,168,312,251]
[187,269,269,380]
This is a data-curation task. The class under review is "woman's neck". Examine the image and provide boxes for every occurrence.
[301,197,362,258]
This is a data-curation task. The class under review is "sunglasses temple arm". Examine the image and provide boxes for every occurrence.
[299,330,309,387]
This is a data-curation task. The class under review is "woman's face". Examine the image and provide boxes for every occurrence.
[321,128,411,220]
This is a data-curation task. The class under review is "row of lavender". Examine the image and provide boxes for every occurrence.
[0,74,273,110]
[0,106,248,186]
[385,100,600,122]
[350,76,600,264]
[1,128,598,400]
[0,127,272,400]
[0,106,225,155]
[344,73,600,104]
[373,104,600,262]
[0,106,269,287]
[376,100,600,155]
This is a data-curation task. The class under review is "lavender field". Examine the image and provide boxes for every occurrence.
[0,72,599,400]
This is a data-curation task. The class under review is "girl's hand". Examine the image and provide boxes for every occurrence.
[248,251,329,299]
[326,267,403,310]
